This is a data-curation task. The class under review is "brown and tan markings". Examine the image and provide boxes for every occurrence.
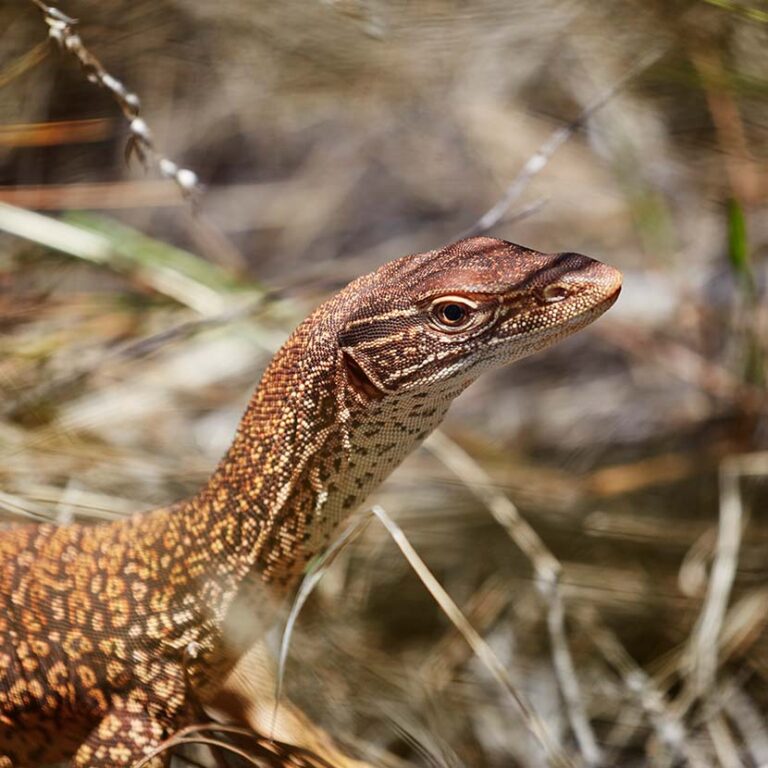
[0,237,621,767]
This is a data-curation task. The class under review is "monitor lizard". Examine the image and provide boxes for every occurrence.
[0,236,621,767]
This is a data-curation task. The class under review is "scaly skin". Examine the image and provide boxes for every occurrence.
[0,237,621,767]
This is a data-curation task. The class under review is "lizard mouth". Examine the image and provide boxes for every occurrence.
[596,281,622,312]
[560,281,622,334]
[592,272,623,315]
[558,261,622,330]
[342,350,385,401]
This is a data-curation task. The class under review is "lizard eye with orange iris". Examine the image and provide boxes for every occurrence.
[433,301,472,327]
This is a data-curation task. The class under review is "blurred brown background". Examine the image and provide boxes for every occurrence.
[1,1,767,766]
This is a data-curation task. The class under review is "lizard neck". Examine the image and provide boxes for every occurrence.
[172,303,457,624]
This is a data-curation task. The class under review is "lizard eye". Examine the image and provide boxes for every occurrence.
[430,297,477,331]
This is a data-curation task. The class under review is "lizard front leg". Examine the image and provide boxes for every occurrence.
[72,711,171,768]
[71,660,190,768]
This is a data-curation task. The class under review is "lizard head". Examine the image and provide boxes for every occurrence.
[337,236,621,400]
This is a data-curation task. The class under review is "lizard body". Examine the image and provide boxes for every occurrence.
[0,237,621,766]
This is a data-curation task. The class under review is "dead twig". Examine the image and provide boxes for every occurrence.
[459,50,663,238]
[0,41,49,89]
[28,0,200,198]
[370,504,575,768]
[576,607,710,768]
[425,430,601,767]
[131,722,338,768]
[689,44,761,207]
[419,572,511,690]
[685,454,757,697]
[0,119,112,148]
[706,715,743,768]
[720,680,768,766]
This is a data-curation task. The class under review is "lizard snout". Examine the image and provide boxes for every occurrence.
[557,252,623,298]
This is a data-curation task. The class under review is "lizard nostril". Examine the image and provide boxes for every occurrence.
[540,284,570,303]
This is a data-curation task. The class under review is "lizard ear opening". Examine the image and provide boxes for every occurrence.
[342,351,385,401]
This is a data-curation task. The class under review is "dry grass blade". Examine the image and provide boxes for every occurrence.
[545,586,603,767]
[0,201,110,262]
[130,723,339,768]
[685,455,752,697]
[273,514,370,739]
[646,587,768,721]
[721,681,768,766]
[679,527,717,598]
[0,180,183,208]
[607,584,768,764]
[459,49,665,238]
[131,735,267,768]
[27,0,200,197]
[0,41,49,89]
[0,119,112,148]
[370,505,575,768]
[706,715,742,768]
[0,203,248,315]
[419,572,511,691]
[576,608,709,768]
[425,430,600,766]
[0,494,46,523]
[425,432,560,575]
[6,483,132,523]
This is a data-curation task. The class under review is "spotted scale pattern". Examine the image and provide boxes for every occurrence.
[0,237,621,766]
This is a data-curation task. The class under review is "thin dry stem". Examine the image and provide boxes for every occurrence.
[706,715,743,768]
[0,40,49,89]
[686,456,749,696]
[370,504,575,768]
[690,45,761,206]
[425,430,601,766]
[721,680,768,766]
[576,608,710,768]
[459,49,664,238]
[273,515,370,738]
[28,0,201,198]
[131,734,265,768]
[130,723,338,768]
[419,572,511,690]
[545,585,603,768]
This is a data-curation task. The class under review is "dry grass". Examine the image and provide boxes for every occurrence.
[1,0,767,766]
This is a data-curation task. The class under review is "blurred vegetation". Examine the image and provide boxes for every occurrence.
[1,0,767,766]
